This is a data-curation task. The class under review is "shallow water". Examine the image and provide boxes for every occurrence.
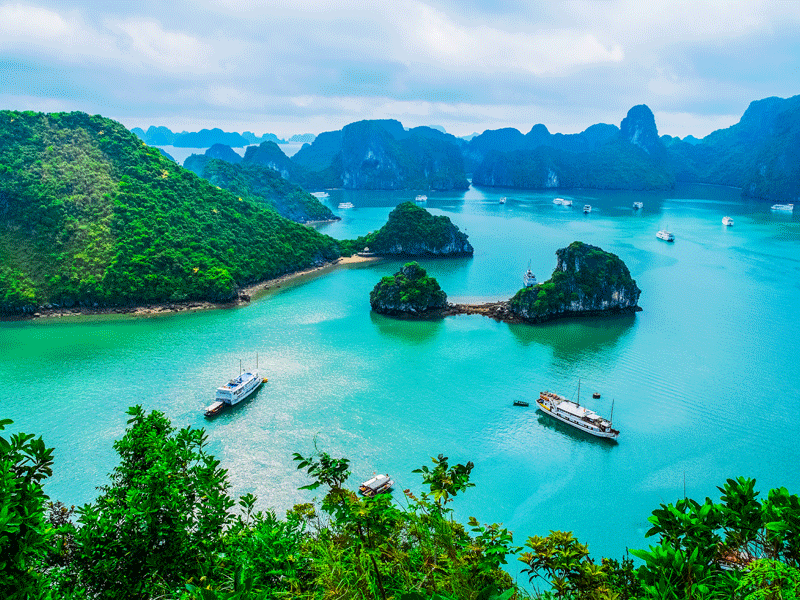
[2,183,799,580]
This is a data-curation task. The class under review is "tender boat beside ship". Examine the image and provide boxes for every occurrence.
[536,388,618,440]
[359,474,394,497]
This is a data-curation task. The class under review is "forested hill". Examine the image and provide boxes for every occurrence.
[0,111,340,314]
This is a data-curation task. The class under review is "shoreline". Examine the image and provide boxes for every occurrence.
[3,254,381,322]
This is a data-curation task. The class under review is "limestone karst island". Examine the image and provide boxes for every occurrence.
[3,3,800,599]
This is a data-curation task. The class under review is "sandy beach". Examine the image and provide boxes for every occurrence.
[6,254,381,321]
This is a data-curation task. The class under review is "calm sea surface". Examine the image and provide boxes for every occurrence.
[2,184,799,579]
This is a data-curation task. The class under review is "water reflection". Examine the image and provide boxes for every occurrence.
[369,311,445,344]
[508,314,636,360]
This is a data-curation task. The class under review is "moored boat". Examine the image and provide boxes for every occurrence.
[513,400,529,407]
[204,400,225,417]
[583,204,592,213]
[722,216,734,226]
[553,198,572,206]
[415,195,428,202]
[311,191,330,198]
[523,265,537,288]
[771,203,794,211]
[633,201,643,209]
[536,386,618,440]
[657,229,674,242]
[338,202,354,209]
[359,473,394,497]
[499,197,507,204]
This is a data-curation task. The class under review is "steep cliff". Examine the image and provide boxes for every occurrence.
[205,143,242,163]
[472,106,673,190]
[350,202,473,257]
[509,242,641,322]
[370,262,447,315]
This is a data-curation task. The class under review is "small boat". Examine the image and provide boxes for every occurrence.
[633,201,643,209]
[523,263,537,288]
[722,216,734,226]
[552,198,572,206]
[513,400,529,407]
[583,204,592,213]
[771,203,794,211]
[311,191,330,198]
[592,392,601,399]
[359,474,394,497]
[657,230,675,242]
[536,381,618,440]
[204,400,225,417]
[338,202,354,209]
[499,197,507,204]
[415,195,428,202]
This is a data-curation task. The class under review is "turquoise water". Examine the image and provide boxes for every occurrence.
[2,183,799,579]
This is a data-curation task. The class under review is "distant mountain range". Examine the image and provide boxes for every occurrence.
[130,126,316,148]
[151,94,800,199]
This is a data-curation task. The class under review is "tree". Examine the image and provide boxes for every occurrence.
[72,406,235,599]
[0,418,55,599]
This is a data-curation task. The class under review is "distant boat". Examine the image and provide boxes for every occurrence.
[771,203,794,211]
[722,216,734,226]
[499,197,507,204]
[523,263,537,288]
[536,380,618,440]
[633,201,643,209]
[583,204,592,213]
[338,202,354,209]
[311,191,329,198]
[415,195,428,202]
[359,474,394,497]
[553,198,572,206]
[657,229,675,242]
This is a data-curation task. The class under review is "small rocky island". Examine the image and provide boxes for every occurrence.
[370,262,448,315]
[371,242,641,323]
[351,202,473,257]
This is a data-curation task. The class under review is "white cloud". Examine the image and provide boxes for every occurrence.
[653,111,741,139]
[0,3,70,39]
[396,1,624,75]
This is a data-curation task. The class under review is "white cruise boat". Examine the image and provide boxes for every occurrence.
[771,203,794,211]
[311,191,329,198]
[537,388,618,440]
[338,202,354,209]
[359,474,394,497]
[415,195,427,202]
[499,197,507,204]
[523,268,537,288]
[216,369,262,406]
[633,201,643,209]
[553,198,572,206]
[562,199,573,206]
[657,230,675,242]
[583,204,592,213]
[722,216,734,226]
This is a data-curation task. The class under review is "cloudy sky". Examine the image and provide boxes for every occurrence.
[1,0,799,138]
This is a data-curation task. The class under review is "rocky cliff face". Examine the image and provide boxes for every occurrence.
[363,202,473,256]
[619,105,664,155]
[369,262,447,315]
[206,143,242,163]
[509,242,641,322]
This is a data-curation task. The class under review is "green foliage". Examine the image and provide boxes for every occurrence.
[412,453,475,509]
[364,202,472,256]
[736,559,800,599]
[370,261,448,314]
[0,418,55,600]
[510,241,640,321]
[0,110,342,313]
[71,406,235,599]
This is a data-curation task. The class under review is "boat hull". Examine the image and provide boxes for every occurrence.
[536,400,619,439]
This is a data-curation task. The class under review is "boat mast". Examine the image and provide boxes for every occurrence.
[240,359,242,375]
[577,378,580,406]
[610,399,614,425]
[256,352,258,370]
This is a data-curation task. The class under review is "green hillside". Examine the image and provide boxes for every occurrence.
[0,111,340,314]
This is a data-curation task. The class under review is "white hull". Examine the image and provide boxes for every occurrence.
[722,216,733,226]
[771,204,793,211]
[537,400,618,439]
[216,370,262,406]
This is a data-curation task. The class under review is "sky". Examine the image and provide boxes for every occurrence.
[1,0,799,139]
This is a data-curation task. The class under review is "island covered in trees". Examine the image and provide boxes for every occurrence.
[369,262,447,315]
